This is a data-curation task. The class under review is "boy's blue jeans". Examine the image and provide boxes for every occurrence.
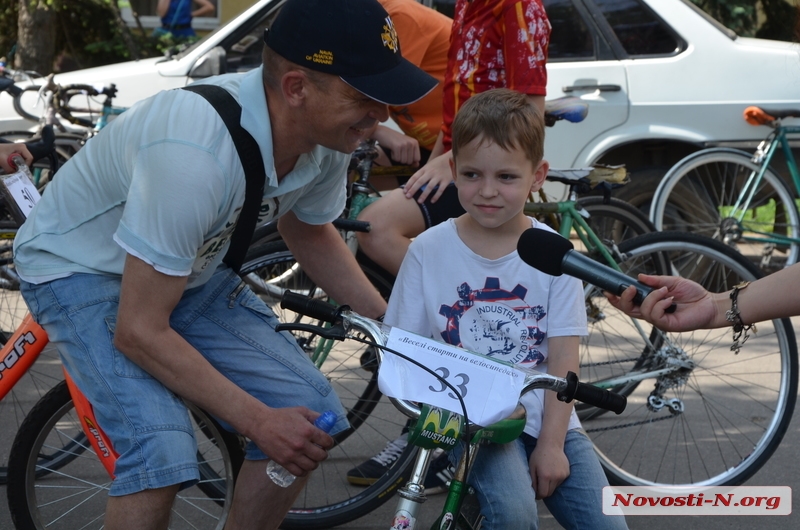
[451,429,628,530]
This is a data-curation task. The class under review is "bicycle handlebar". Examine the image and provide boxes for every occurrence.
[53,80,118,128]
[277,292,627,422]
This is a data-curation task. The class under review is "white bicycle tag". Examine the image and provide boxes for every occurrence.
[378,327,526,427]
[0,170,41,219]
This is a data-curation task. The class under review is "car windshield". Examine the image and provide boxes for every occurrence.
[165,23,228,60]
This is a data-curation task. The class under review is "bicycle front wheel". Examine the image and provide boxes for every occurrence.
[0,224,64,486]
[241,242,417,528]
[7,381,239,530]
[576,196,655,246]
[650,148,800,272]
[580,231,798,486]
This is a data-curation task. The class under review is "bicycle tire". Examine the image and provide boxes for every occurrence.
[549,196,659,420]
[7,380,239,529]
[241,241,391,434]
[580,231,798,486]
[0,227,63,486]
[576,196,655,246]
[240,242,420,528]
[650,148,800,273]
[12,85,44,122]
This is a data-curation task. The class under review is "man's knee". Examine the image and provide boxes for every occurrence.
[105,484,181,529]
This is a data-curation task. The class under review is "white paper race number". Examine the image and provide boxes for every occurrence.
[1,170,41,218]
[378,327,526,427]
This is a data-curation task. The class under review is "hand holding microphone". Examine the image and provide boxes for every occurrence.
[517,228,676,313]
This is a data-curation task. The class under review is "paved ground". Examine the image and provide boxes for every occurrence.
[3,396,797,529]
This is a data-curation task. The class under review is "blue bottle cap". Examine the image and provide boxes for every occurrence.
[313,410,338,433]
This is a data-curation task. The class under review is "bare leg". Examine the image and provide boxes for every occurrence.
[105,484,180,530]
[357,188,427,276]
[225,459,309,530]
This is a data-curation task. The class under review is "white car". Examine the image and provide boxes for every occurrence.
[1,0,798,206]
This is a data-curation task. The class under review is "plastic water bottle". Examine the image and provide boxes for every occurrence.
[266,410,338,487]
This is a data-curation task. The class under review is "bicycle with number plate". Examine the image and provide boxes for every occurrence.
[274,292,627,530]
[0,129,63,486]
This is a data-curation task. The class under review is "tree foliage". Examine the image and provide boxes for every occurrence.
[0,0,189,75]
[691,0,798,41]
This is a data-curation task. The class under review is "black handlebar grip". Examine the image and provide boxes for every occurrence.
[332,218,371,233]
[573,382,627,415]
[280,291,343,323]
[24,125,56,162]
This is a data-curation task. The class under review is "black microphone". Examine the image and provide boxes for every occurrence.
[517,228,675,312]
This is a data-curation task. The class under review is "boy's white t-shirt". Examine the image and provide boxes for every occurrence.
[385,217,587,438]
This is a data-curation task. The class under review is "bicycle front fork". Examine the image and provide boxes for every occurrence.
[391,447,434,530]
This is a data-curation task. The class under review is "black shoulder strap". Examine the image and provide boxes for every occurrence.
[182,84,266,273]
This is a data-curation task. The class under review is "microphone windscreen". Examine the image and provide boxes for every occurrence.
[517,228,573,276]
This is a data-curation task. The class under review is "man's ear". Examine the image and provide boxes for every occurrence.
[530,159,549,193]
[281,70,308,108]
[449,157,457,184]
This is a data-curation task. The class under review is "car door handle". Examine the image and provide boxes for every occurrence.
[562,84,622,93]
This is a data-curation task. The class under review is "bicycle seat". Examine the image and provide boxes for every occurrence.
[544,96,589,127]
[546,165,628,188]
[744,106,800,126]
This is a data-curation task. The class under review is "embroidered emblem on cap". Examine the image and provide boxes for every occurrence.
[307,49,334,65]
[381,17,399,53]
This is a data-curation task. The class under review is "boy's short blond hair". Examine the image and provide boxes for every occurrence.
[451,88,545,165]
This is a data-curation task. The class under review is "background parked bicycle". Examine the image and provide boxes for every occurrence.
[650,105,800,274]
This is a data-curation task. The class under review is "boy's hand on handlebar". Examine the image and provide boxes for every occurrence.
[604,274,717,332]
[404,151,453,203]
[0,142,33,173]
[253,406,334,477]
[529,442,570,499]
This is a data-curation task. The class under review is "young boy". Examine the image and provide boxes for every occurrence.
[384,89,627,530]
[358,0,552,275]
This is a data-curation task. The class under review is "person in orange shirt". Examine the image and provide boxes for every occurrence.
[368,0,452,188]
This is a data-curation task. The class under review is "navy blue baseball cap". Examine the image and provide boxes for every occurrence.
[263,0,437,106]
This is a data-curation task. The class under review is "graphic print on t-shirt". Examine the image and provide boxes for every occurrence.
[439,277,546,367]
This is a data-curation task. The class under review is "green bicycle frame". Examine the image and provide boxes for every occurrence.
[731,125,800,246]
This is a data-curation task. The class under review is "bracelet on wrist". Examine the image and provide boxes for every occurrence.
[725,281,757,354]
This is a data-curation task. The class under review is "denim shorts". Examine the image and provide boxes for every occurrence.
[21,266,348,496]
